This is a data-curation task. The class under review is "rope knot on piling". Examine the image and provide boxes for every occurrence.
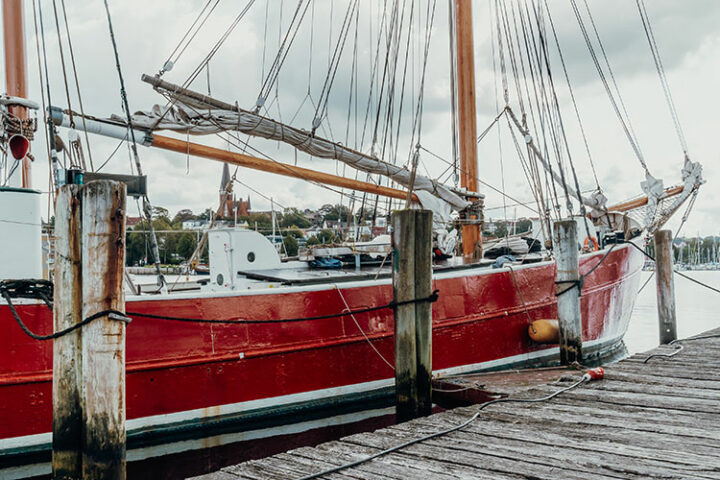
[554,278,584,297]
[389,289,440,308]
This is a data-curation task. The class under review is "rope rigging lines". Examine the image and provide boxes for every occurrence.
[103,0,167,291]
[635,0,689,157]
[39,0,696,240]
[158,0,220,77]
[569,0,649,175]
[255,0,313,114]
[483,0,698,238]
[149,0,257,130]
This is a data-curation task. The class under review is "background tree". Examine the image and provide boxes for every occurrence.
[126,230,148,265]
[152,206,170,222]
[321,204,350,222]
[172,209,195,226]
[283,235,299,256]
[197,208,213,220]
[247,212,272,231]
[305,229,338,246]
[176,232,198,260]
[280,208,311,228]
[285,226,305,239]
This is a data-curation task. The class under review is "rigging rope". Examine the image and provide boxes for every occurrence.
[542,0,598,190]
[635,0,688,157]
[312,0,359,134]
[569,0,648,175]
[158,0,220,76]
[255,0,313,113]
[335,285,394,371]
[102,0,166,291]
[53,0,95,171]
[150,0,257,130]
[535,5,594,241]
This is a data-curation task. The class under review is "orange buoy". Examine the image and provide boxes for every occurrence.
[583,236,599,252]
[584,367,605,381]
[528,319,560,343]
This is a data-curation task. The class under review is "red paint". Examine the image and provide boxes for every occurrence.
[585,367,605,381]
[0,244,642,441]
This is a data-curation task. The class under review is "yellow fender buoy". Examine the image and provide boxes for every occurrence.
[529,319,560,344]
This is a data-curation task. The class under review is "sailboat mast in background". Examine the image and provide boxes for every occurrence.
[454,0,481,258]
[3,0,31,188]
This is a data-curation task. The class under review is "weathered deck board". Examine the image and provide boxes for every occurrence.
[190,327,720,479]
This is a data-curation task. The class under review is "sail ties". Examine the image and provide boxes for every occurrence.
[123,76,472,213]
[643,157,703,232]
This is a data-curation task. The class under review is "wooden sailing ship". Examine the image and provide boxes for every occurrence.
[0,0,703,476]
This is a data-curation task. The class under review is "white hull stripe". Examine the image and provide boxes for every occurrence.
[0,337,620,453]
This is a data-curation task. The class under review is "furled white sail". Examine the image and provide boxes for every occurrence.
[121,84,472,213]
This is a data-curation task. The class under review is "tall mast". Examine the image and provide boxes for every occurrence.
[3,0,31,188]
[454,0,480,258]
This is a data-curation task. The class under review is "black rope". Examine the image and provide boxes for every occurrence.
[126,289,439,324]
[626,241,720,295]
[674,270,720,295]
[555,242,620,297]
[555,278,583,297]
[2,277,438,336]
[2,291,129,341]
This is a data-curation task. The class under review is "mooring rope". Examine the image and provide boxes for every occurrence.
[0,279,438,339]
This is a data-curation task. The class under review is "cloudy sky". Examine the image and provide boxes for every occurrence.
[2,0,718,235]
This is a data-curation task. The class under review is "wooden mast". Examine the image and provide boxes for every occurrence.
[3,0,31,187]
[454,0,480,258]
[150,134,419,203]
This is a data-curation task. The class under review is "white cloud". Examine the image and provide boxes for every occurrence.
[1,0,717,235]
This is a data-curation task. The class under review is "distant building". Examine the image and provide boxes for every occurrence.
[182,220,211,231]
[322,219,346,232]
[126,216,143,228]
[302,208,322,225]
[218,163,252,218]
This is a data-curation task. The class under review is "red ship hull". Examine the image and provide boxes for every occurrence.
[0,243,642,474]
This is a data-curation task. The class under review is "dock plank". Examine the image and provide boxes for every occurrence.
[192,328,720,479]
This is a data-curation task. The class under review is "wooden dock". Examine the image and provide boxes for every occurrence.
[191,328,720,480]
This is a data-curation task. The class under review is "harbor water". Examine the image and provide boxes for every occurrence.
[624,270,720,355]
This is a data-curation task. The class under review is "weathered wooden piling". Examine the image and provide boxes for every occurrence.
[52,184,83,479]
[413,210,433,417]
[52,180,128,479]
[654,229,677,344]
[392,209,433,422]
[552,220,582,364]
[80,180,127,479]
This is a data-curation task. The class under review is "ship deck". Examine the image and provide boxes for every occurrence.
[192,327,720,480]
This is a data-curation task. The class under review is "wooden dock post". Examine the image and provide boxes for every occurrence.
[414,210,433,417]
[654,229,677,344]
[552,220,583,364]
[392,209,433,422]
[81,180,127,479]
[53,185,83,479]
